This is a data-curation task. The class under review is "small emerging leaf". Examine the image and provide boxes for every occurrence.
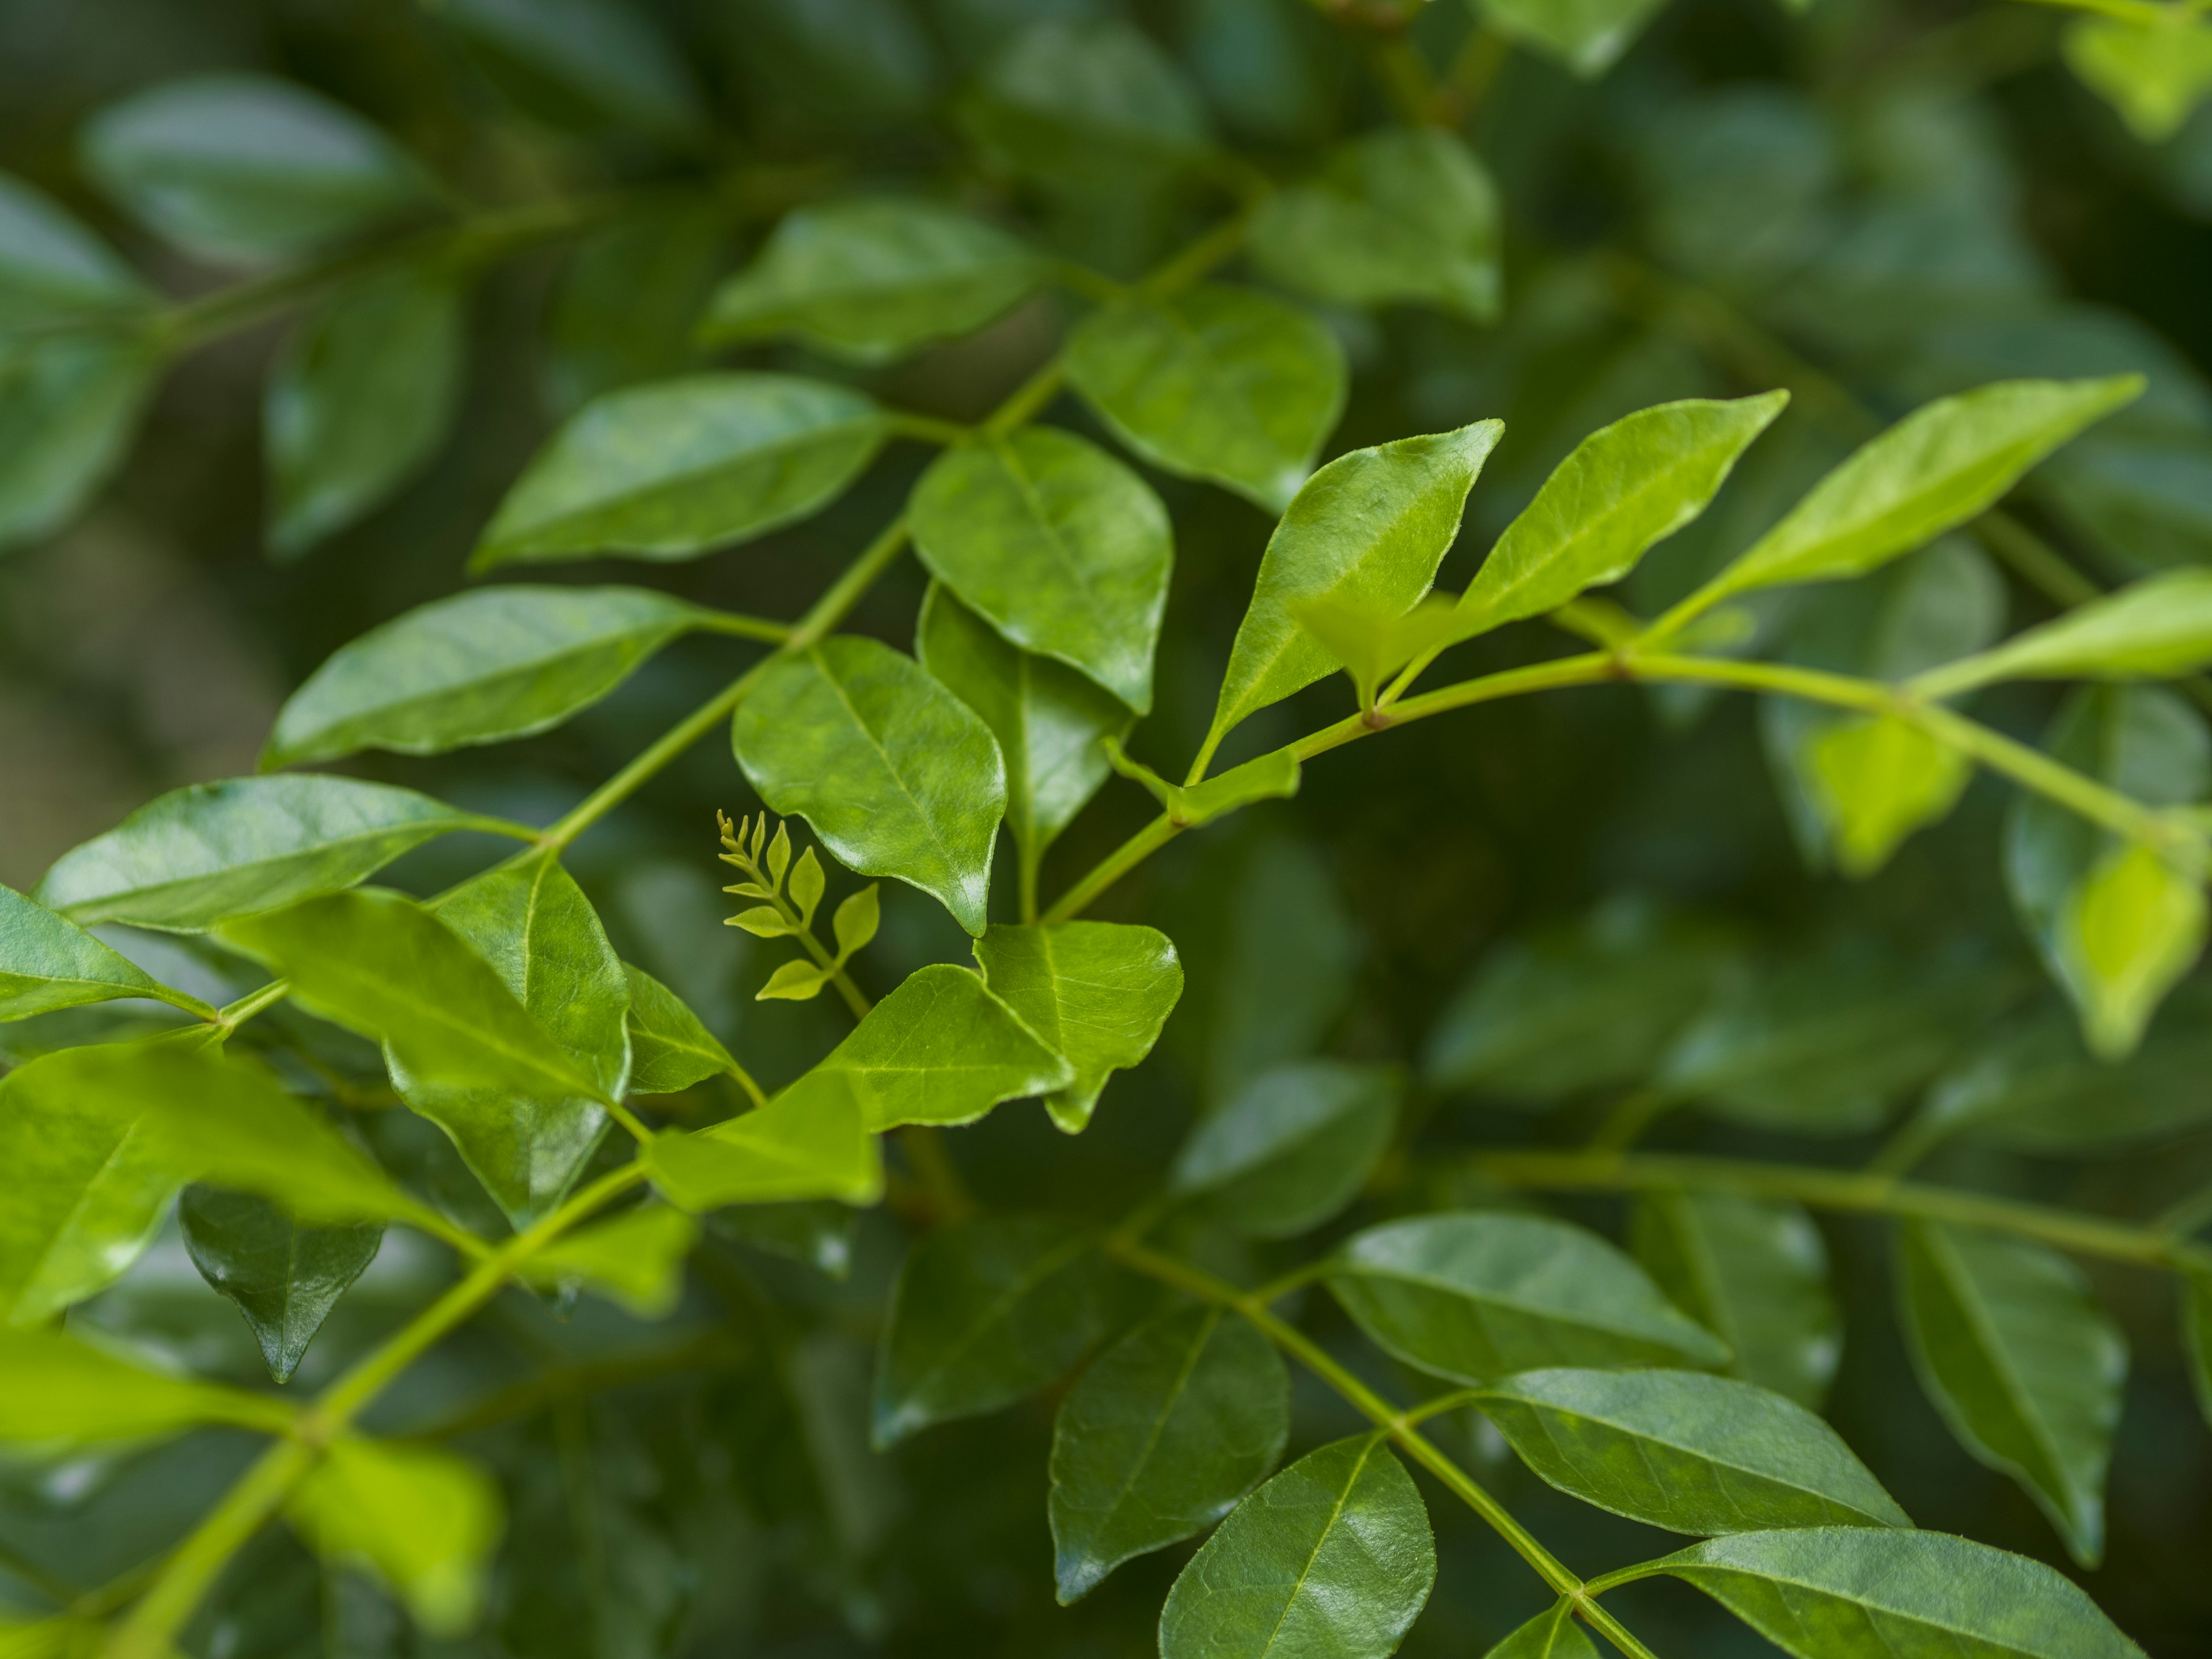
[2059,840,2206,1060]
[1803,713,1972,877]
[728,906,797,939]
[789,846,826,929]
[756,958,831,1002]
[832,884,880,959]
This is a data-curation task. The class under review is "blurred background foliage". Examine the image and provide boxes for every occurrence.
[4,0,2212,1654]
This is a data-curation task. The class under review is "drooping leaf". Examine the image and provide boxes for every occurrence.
[0,881,210,1021]
[1049,1306,1289,1601]
[958,18,1213,190]
[873,1214,1120,1446]
[1157,1434,1435,1659]
[812,963,1072,1130]
[1896,1221,2126,1567]
[733,638,1007,935]
[1327,1212,1730,1384]
[265,266,465,558]
[700,196,1045,365]
[1917,568,2212,698]
[78,74,431,263]
[0,171,151,324]
[474,373,885,566]
[285,1439,503,1636]
[646,1067,882,1210]
[35,775,515,931]
[972,921,1183,1132]
[911,427,1173,714]
[430,0,706,140]
[2064,14,2212,144]
[1066,285,1347,513]
[623,963,739,1094]
[1249,128,1501,323]
[1801,714,1973,878]
[179,1186,383,1384]
[1205,419,1502,757]
[524,1204,697,1317]
[1470,1368,1908,1534]
[0,333,156,552]
[1482,1602,1599,1659]
[0,1326,293,1442]
[1632,1190,1840,1410]
[1476,0,1669,76]
[1169,1060,1397,1238]
[2057,840,2207,1060]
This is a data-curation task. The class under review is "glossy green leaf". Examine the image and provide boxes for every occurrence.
[35,775,512,930]
[266,267,464,558]
[915,584,1130,888]
[959,18,1212,188]
[1169,1060,1397,1238]
[733,638,1007,935]
[645,1068,882,1210]
[0,171,150,323]
[700,197,1044,365]
[1628,1527,2145,1659]
[264,584,715,768]
[1476,0,1668,76]
[1801,713,1973,878]
[0,332,155,552]
[1918,568,2212,699]
[1205,419,1500,757]
[972,921,1182,1132]
[1328,1212,1730,1384]
[474,373,884,566]
[1290,593,1461,711]
[1897,1221,2126,1567]
[525,1204,696,1317]
[2064,15,2212,143]
[1482,1602,1599,1659]
[1050,1306,1289,1601]
[813,963,1071,1130]
[0,882,209,1021]
[1632,1190,1840,1410]
[1472,1368,1908,1533]
[286,1439,503,1635]
[873,1214,1119,1446]
[1066,285,1347,513]
[78,74,430,263]
[180,1187,382,1384]
[0,1326,293,1442]
[431,0,706,141]
[623,963,738,1094]
[1157,1434,1435,1659]
[1249,128,1502,323]
[911,427,1172,714]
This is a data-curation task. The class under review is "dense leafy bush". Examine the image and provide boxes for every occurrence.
[6,1,2212,1656]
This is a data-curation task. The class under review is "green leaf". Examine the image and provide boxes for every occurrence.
[264,584,717,768]
[972,921,1183,1132]
[733,638,1007,935]
[35,775,512,931]
[1685,378,2141,611]
[1632,1190,1840,1410]
[1801,713,1973,878]
[2064,14,2212,144]
[0,332,156,552]
[0,1326,293,1442]
[525,1204,696,1317]
[0,881,208,1021]
[2185,1272,2212,1430]
[179,1187,383,1384]
[285,1439,503,1636]
[1157,1434,1435,1659]
[911,427,1173,714]
[1457,393,1787,641]
[699,197,1045,365]
[0,171,151,324]
[1328,1212,1731,1383]
[1628,1527,2146,1659]
[1896,1221,2126,1567]
[1205,419,1501,758]
[1482,1602,1600,1659]
[78,74,431,263]
[474,373,885,567]
[266,266,464,558]
[1475,0,1668,77]
[958,19,1213,189]
[1065,285,1347,513]
[1916,568,2212,699]
[623,963,738,1094]
[1249,128,1502,323]
[542,202,725,411]
[1103,738,1302,830]
[645,1069,882,1210]
[1049,1306,1289,1601]
[813,963,1071,1129]
[873,1214,1119,1447]
[2058,840,2206,1060]
[1290,593,1461,711]
[1471,1368,1909,1534]
[1169,1060,1397,1238]
[428,0,706,141]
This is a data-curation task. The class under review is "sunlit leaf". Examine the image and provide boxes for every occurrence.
[973,921,1183,1132]
[1917,568,2212,698]
[2064,14,2212,144]
[286,1439,503,1635]
[0,1326,293,1442]
[646,1069,882,1209]
[813,963,1071,1130]
[1801,713,1972,878]
[524,1204,697,1317]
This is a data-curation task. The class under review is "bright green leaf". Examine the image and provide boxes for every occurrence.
[623,963,738,1094]
[1482,1601,1599,1659]
[2064,14,2212,144]
[973,921,1183,1132]
[1290,593,1461,711]
[0,333,155,552]
[815,963,1071,1130]
[1170,1060,1397,1238]
[180,1187,382,1384]
[646,1068,882,1210]
[286,1439,503,1636]
[525,1204,696,1318]
[1916,568,2212,699]
[1103,737,1302,830]
[2059,840,2206,1060]
[0,881,209,1021]
[0,1325,293,1442]
[1802,713,1973,878]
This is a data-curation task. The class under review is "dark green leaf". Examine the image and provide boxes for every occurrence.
[0,332,155,552]
[814,963,1072,1129]
[959,19,1212,188]
[0,1326,293,1442]
[524,1203,696,1317]
[1477,0,1669,77]
[1049,1306,1289,1601]
[431,0,706,141]
[285,1440,502,1636]
[623,963,738,1094]
[0,171,151,323]
[646,1068,882,1209]
[973,921,1183,1132]
[2185,1272,2212,1430]
[1482,1602,1599,1659]
[180,1186,382,1384]
[1157,1434,1434,1659]
[1192,835,1360,1104]
[543,202,726,411]
[0,881,211,1021]
[1169,1060,1397,1238]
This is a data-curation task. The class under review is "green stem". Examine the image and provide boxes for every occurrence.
[1041,813,1182,923]
[694,612,796,643]
[884,411,972,446]
[1586,1086,1677,1153]
[214,978,293,1032]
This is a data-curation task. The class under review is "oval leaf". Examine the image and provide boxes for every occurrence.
[0,882,206,1021]
[0,1326,292,1443]
[973,921,1183,1133]
[623,963,738,1094]
[815,963,1072,1130]
[0,334,157,552]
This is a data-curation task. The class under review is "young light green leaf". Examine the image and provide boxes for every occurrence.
[1328,1212,1730,1383]
[2059,840,2206,1060]
[1157,1434,1435,1659]
[755,957,831,1002]
[1066,285,1347,513]
[285,1440,503,1636]
[0,1326,294,1442]
[78,74,431,263]
[0,882,211,1021]
[180,1187,382,1384]
[646,1067,882,1210]
[35,775,513,930]
[525,1204,697,1318]
[0,333,156,552]
[873,1214,1119,1447]
[1290,592,1461,711]
[1897,1221,2127,1568]
[1102,738,1302,830]
[1801,713,1973,878]
[1471,1368,1909,1534]
[1633,1190,1840,1410]
[0,171,151,323]
[1916,568,2212,699]
[911,427,1172,714]
[1249,128,1501,323]
[1628,1527,2146,1659]
[623,963,738,1094]
[814,963,1073,1130]
[474,373,885,567]
[430,0,706,141]
[1169,1060,1397,1238]
[1204,419,1502,759]
[2064,14,2212,144]
[974,921,1183,1132]
[728,906,797,940]
[1050,1306,1289,1601]
[1482,1601,1599,1659]
[733,638,1007,935]
[266,584,717,768]
[1477,0,1668,76]
[266,267,464,558]
[699,197,1045,365]
[832,884,879,958]
[789,846,826,929]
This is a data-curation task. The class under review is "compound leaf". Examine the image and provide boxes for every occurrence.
[1169,1060,1397,1238]
[973,921,1183,1132]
